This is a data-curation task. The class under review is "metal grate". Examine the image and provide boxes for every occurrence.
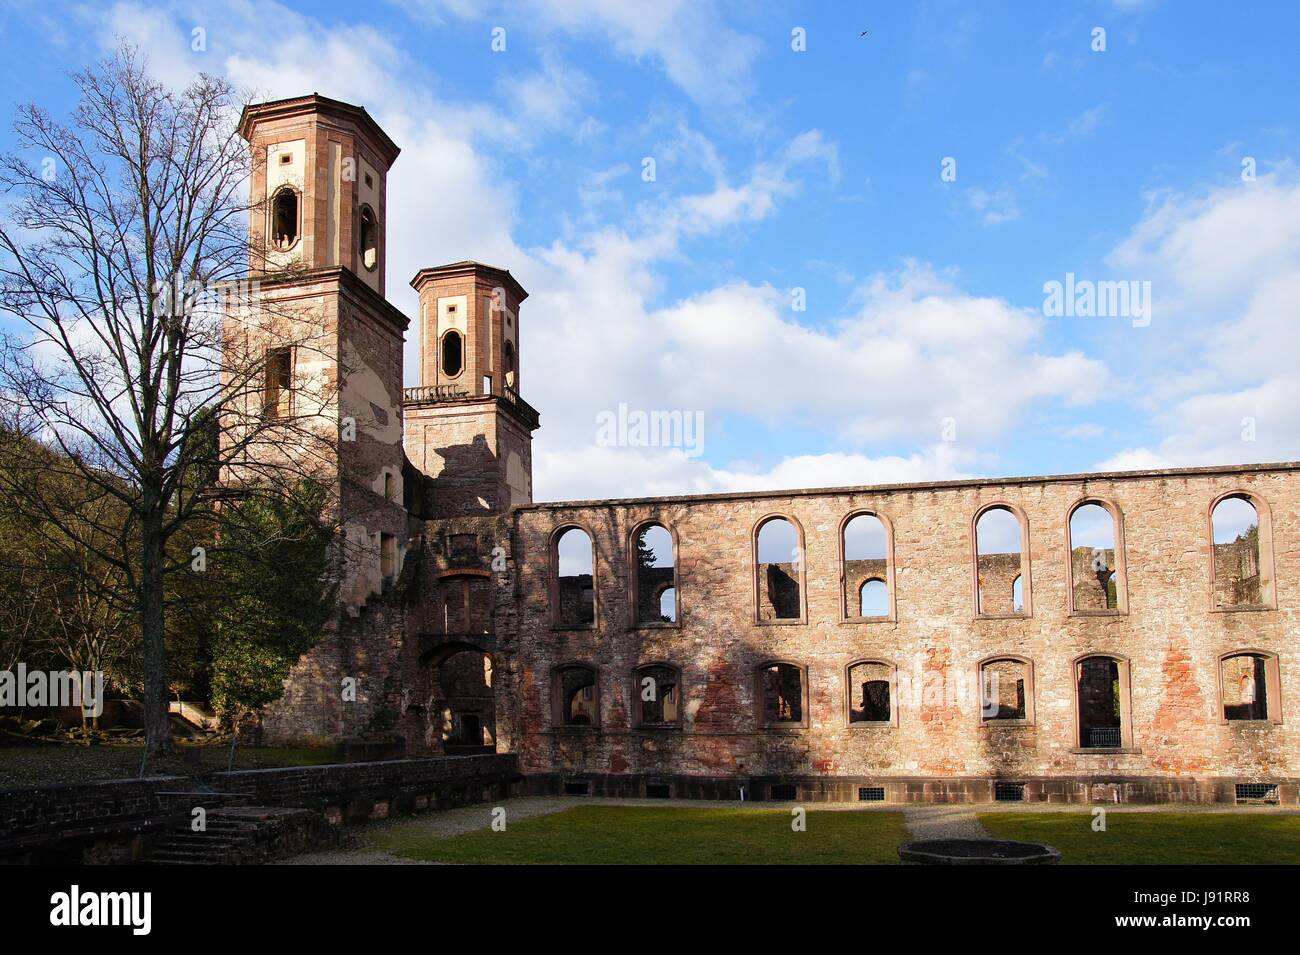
[994,781,1026,801]
[1235,783,1279,804]
[563,780,590,796]
[769,784,798,801]
[858,786,886,802]
[1085,727,1122,748]
[645,783,671,799]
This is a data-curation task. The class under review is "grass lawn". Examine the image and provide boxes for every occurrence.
[375,805,909,864]
[980,811,1300,864]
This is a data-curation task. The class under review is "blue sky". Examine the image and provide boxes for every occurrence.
[2,0,1298,501]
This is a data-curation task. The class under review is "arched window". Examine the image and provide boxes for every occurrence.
[1219,651,1281,722]
[979,656,1034,723]
[441,330,464,378]
[754,516,804,623]
[503,340,516,387]
[552,664,598,727]
[270,187,299,251]
[1068,500,1124,613]
[551,526,595,627]
[846,659,896,725]
[631,522,677,625]
[359,204,378,271]
[1211,493,1274,609]
[974,504,1029,617]
[756,662,806,727]
[634,663,681,726]
[1074,654,1132,749]
[842,512,891,620]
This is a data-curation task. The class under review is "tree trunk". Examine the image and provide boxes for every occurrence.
[141,507,171,764]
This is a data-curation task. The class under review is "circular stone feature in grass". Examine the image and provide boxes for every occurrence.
[899,839,1061,865]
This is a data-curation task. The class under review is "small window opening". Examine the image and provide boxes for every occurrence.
[359,204,378,271]
[858,786,886,802]
[758,663,803,726]
[994,781,1026,801]
[848,661,892,724]
[264,347,292,418]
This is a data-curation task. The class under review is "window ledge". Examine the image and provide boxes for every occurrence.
[550,624,598,632]
[550,726,599,735]
[974,613,1031,621]
[754,618,807,627]
[847,721,897,729]
[1210,605,1275,614]
[841,616,895,625]
[759,725,809,732]
[1069,610,1126,618]
[633,724,683,732]
[1070,747,1142,755]
[628,622,681,631]
[981,720,1034,728]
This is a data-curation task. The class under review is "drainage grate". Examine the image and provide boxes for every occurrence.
[769,784,798,801]
[645,783,671,799]
[994,781,1026,802]
[1235,783,1279,804]
[563,780,590,796]
[858,786,886,802]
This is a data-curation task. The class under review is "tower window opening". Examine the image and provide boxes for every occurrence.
[264,346,292,418]
[270,187,299,251]
[442,330,464,377]
[359,204,378,271]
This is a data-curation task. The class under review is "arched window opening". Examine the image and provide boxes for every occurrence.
[980,657,1031,722]
[975,505,1027,616]
[859,578,888,617]
[756,517,801,621]
[1076,655,1129,749]
[1213,495,1263,608]
[633,523,676,624]
[1220,652,1280,722]
[552,664,597,727]
[757,662,805,727]
[847,660,893,724]
[503,340,517,388]
[441,330,464,378]
[843,513,889,619]
[553,527,595,626]
[1069,502,1119,611]
[359,204,378,271]
[270,187,299,251]
[635,664,680,726]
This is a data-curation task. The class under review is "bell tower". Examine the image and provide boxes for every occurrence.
[404,261,538,516]
[241,93,398,295]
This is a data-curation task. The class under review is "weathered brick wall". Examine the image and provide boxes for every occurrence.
[507,464,1300,785]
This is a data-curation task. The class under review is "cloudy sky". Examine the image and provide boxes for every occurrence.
[1,0,1298,502]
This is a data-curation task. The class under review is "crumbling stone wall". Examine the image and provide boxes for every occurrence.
[507,464,1300,789]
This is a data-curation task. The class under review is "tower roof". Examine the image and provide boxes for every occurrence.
[238,93,401,167]
[410,261,529,303]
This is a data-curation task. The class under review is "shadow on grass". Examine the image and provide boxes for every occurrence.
[375,805,909,865]
[979,812,1300,864]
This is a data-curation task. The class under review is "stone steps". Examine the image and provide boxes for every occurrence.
[149,807,335,865]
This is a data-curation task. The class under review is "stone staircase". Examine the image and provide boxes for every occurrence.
[149,806,335,865]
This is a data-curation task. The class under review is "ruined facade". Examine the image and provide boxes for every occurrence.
[238,95,1299,804]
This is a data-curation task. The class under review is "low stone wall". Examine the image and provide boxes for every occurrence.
[0,753,521,864]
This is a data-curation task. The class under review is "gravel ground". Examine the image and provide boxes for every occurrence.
[902,806,992,841]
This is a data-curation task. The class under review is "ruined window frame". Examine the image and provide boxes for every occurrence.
[548,523,598,630]
[1207,490,1276,613]
[754,660,810,730]
[1071,652,1135,752]
[971,501,1033,620]
[1216,649,1282,725]
[1065,497,1129,617]
[262,345,294,419]
[752,513,808,626]
[838,509,897,624]
[976,654,1036,727]
[627,520,681,630]
[631,661,684,729]
[844,657,899,728]
[550,662,599,730]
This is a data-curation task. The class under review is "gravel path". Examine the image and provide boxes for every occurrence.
[902,806,992,841]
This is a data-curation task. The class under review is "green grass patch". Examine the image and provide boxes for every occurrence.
[375,805,909,864]
[979,811,1300,864]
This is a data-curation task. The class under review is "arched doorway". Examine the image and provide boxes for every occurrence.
[420,641,497,755]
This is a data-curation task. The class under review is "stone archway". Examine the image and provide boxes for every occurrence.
[418,641,497,755]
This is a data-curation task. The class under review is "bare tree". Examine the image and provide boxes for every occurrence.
[0,46,340,765]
